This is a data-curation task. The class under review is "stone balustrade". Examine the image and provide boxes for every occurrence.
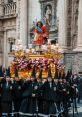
[3,2,16,16]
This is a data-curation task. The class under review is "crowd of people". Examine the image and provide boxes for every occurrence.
[0,66,81,117]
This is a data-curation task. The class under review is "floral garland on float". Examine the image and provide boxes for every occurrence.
[10,42,65,80]
[10,21,65,80]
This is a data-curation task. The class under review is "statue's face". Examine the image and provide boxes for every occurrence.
[38,23,41,28]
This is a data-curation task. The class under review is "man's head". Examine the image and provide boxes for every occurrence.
[54,79,58,83]
[62,79,66,83]
[31,77,35,82]
[48,77,52,82]
[6,76,10,82]
[37,78,42,83]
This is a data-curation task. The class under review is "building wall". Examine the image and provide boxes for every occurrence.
[64,52,82,74]
[0,0,16,68]
[0,0,41,67]
[27,0,41,44]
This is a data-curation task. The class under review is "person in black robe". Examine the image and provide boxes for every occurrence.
[19,77,38,117]
[1,76,13,117]
[11,78,23,117]
[62,79,71,117]
[69,81,78,114]
[53,79,64,117]
[54,79,62,116]
[19,78,31,117]
[36,77,44,115]
[42,77,57,116]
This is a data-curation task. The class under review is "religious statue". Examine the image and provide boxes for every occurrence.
[32,21,49,45]
[45,5,52,25]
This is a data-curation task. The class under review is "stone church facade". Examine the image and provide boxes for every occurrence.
[0,0,40,68]
[0,0,82,74]
[0,0,17,68]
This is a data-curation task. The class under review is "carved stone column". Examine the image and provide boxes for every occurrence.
[71,0,79,49]
[74,0,82,51]
[0,1,3,16]
[16,0,20,40]
[3,31,7,68]
[58,0,68,50]
[20,0,28,46]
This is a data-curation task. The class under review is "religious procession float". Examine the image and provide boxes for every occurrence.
[10,21,65,80]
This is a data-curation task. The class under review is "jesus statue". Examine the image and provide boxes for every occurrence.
[33,21,49,45]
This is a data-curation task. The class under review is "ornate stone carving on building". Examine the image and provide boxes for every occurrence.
[0,0,16,19]
[66,0,72,47]
[71,0,79,49]
[0,37,3,53]
[66,0,79,48]
[64,52,82,74]
[39,0,58,42]
[0,0,17,67]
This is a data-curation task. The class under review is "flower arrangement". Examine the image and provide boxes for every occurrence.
[10,26,64,80]
[10,55,64,80]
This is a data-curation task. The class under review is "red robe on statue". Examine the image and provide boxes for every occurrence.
[33,25,48,45]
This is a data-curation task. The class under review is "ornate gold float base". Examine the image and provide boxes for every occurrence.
[29,54,45,59]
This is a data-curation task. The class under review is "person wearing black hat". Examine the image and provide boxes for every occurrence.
[12,77,23,117]
[19,66,38,117]
[42,67,57,116]
[29,71,38,117]
[36,69,44,115]
[54,67,59,79]
[54,70,64,116]
[7,67,11,78]
[62,79,71,116]
[66,70,72,81]
[13,65,23,116]
[19,77,31,117]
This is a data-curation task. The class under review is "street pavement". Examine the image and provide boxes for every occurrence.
[69,100,82,117]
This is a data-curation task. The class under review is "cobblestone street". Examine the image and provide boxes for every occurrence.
[69,100,82,117]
